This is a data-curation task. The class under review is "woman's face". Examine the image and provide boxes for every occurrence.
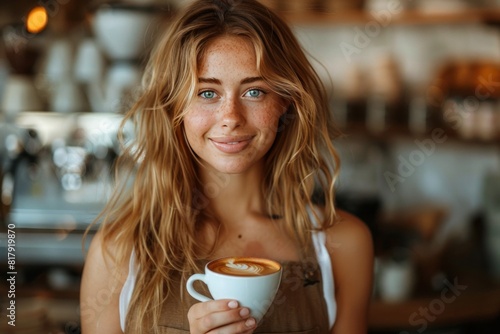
[183,35,285,174]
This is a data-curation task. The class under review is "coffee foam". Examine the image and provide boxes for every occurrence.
[209,257,280,277]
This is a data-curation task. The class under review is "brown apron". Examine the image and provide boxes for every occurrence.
[150,247,332,334]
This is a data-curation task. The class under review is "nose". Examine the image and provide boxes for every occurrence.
[219,97,244,129]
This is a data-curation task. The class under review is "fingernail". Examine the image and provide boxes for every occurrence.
[245,318,256,327]
[228,300,238,309]
[239,308,250,317]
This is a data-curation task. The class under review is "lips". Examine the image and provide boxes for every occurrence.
[210,135,254,154]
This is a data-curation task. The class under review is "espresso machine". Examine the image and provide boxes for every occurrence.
[0,112,125,266]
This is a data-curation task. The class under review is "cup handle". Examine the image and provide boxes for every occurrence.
[186,274,212,302]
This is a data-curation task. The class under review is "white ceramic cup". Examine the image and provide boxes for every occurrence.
[186,257,282,324]
[42,38,74,83]
[50,78,88,113]
[1,75,43,117]
[74,38,105,84]
[379,257,415,303]
[92,6,159,61]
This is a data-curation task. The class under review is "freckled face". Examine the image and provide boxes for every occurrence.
[183,35,285,174]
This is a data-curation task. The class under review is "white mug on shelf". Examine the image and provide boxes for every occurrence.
[378,250,415,303]
[49,78,88,113]
[41,38,74,84]
[86,62,141,113]
[1,75,44,118]
[74,38,105,84]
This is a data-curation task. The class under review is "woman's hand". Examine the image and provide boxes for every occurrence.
[187,299,257,334]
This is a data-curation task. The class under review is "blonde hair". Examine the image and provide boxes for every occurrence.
[93,0,340,332]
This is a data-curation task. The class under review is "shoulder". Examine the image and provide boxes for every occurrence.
[80,230,129,334]
[322,209,374,333]
[83,230,130,278]
[323,209,374,281]
[324,209,373,256]
[320,209,374,333]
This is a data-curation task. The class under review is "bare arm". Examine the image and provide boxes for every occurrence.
[327,210,374,334]
[80,231,127,334]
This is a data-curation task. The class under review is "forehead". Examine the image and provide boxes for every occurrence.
[198,35,258,75]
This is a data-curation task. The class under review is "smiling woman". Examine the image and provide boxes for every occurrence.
[183,35,286,174]
[80,1,374,334]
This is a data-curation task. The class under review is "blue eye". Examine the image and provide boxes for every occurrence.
[200,91,216,99]
[246,89,263,98]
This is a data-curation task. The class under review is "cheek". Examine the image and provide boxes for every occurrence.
[257,102,284,133]
[183,113,210,146]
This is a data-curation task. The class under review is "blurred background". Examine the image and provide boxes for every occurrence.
[0,0,499,333]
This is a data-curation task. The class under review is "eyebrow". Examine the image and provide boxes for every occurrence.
[241,76,264,85]
[198,77,221,84]
[198,76,264,85]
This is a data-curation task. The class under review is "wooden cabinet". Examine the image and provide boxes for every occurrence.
[281,8,500,26]
[279,6,500,144]
[279,5,500,332]
[368,276,500,332]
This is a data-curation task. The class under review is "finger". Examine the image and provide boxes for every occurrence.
[188,299,238,319]
[188,299,256,333]
[198,306,252,332]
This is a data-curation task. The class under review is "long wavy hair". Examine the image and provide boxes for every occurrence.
[93,0,341,332]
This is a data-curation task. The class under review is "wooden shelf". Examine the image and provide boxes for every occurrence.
[369,283,500,330]
[281,8,500,26]
[336,122,500,146]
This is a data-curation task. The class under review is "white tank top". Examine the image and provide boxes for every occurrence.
[119,210,337,331]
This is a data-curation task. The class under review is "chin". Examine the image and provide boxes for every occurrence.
[209,161,253,175]
[215,166,249,175]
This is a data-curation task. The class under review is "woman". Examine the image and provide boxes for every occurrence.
[80,0,373,333]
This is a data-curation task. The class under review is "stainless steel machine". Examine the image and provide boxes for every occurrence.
[0,112,124,265]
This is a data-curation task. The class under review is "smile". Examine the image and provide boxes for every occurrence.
[210,136,254,153]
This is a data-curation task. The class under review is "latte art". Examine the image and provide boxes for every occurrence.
[224,259,265,275]
[209,257,281,277]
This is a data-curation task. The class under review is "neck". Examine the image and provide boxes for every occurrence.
[199,163,268,223]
